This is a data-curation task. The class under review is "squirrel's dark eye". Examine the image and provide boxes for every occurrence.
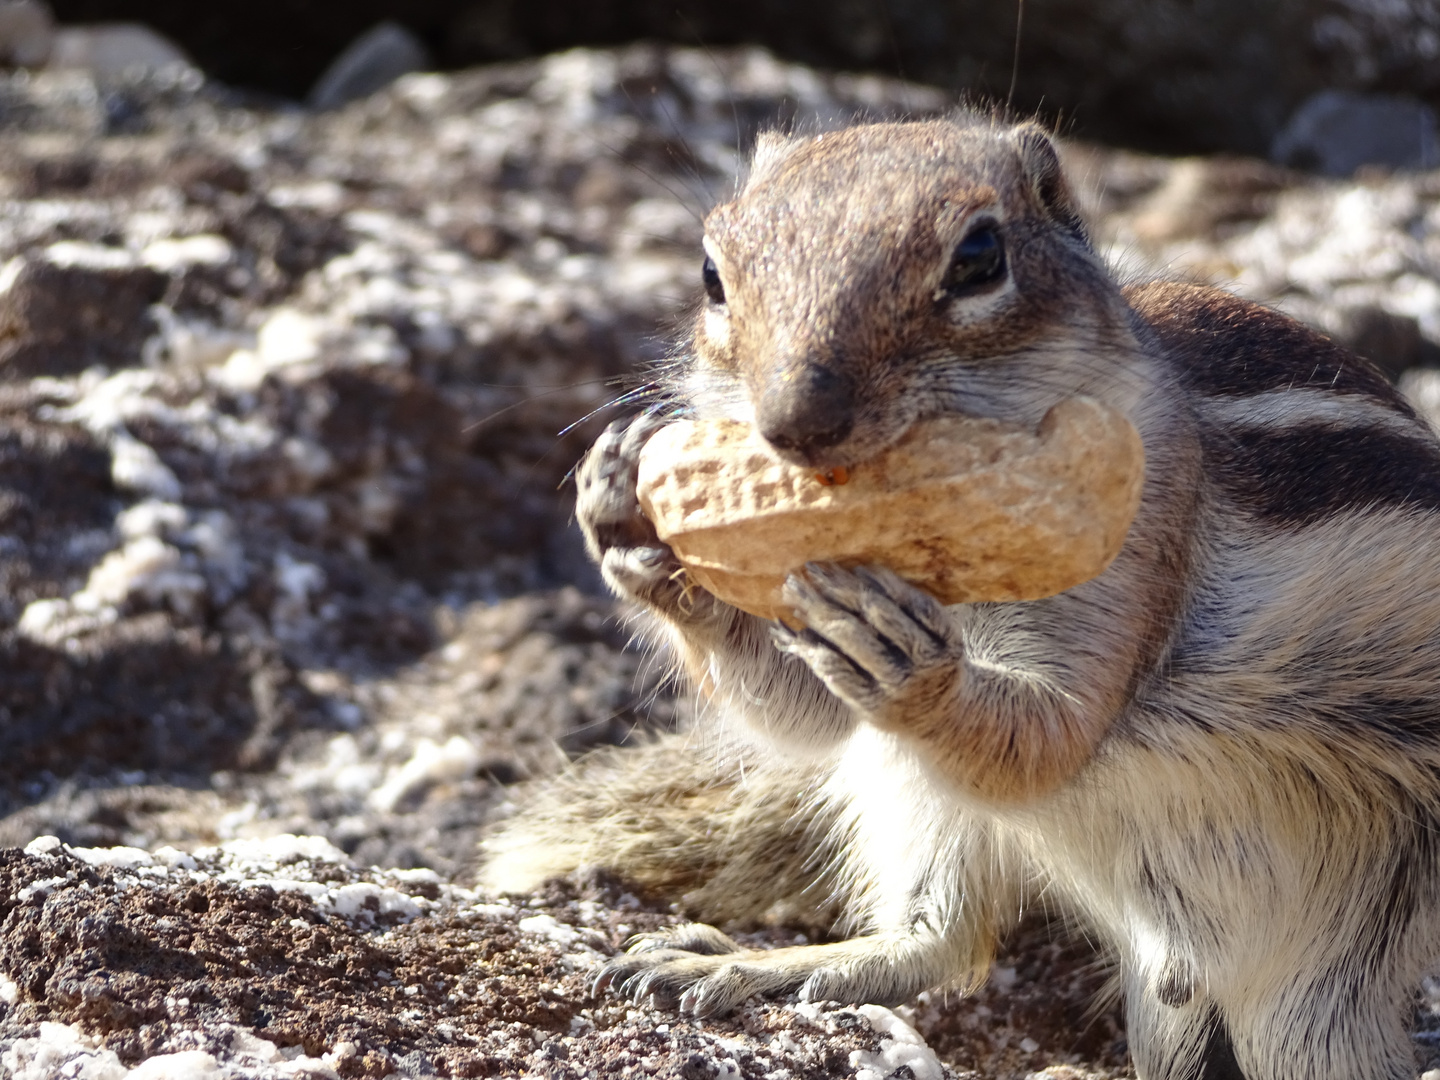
[702,256,726,305]
[941,226,1006,297]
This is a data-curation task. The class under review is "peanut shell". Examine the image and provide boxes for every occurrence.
[634,397,1145,621]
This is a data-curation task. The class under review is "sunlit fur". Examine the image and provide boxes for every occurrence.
[482,115,1440,1080]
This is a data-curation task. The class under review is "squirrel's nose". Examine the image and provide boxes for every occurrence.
[756,363,855,462]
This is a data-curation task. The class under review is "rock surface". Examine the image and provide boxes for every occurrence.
[0,43,1439,1078]
[31,0,1440,158]
[0,836,1126,1080]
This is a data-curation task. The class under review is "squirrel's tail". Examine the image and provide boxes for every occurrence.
[477,735,845,932]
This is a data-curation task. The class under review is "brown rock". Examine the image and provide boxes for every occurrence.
[0,256,166,378]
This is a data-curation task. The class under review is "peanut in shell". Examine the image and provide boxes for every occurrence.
[634,397,1145,621]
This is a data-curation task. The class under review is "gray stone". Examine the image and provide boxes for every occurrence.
[1271,89,1440,175]
[47,22,190,77]
[1330,304,1434,378]
[0,0,52,68]
[308,20,431,111]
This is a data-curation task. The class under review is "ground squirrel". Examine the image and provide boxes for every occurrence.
[482,115,1440,1080]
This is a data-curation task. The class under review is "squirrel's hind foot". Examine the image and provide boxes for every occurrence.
[592,923,962,1018]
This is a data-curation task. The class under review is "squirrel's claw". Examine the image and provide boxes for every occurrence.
[592,924,748,1009]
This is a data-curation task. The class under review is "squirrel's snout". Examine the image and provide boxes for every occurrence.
[756,363,855,464]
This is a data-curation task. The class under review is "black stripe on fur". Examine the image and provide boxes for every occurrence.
[1203,422,1440,526]
[1128,280,1412,412]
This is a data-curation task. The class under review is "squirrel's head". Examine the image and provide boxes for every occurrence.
[685,117,1141,469]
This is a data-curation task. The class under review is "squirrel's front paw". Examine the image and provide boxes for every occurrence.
[772,563,963,728]
[577,411,720,623]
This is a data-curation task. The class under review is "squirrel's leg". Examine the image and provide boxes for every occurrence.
[594,922,977,1018]
[1125,977,1418,1080]
[578,411,855,752]
[771,560,1144,803]
[1122,995,1247,1080]
[1117,816,1435,1080]
[594,733,1020,1017]
[1215,941,1420,1080]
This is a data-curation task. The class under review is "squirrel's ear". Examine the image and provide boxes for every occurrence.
[1009,123,1090,247]
[746,129,799,186]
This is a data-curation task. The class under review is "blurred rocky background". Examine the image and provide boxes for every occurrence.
[13,0,1440,161]
[0,2,1439,1077]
